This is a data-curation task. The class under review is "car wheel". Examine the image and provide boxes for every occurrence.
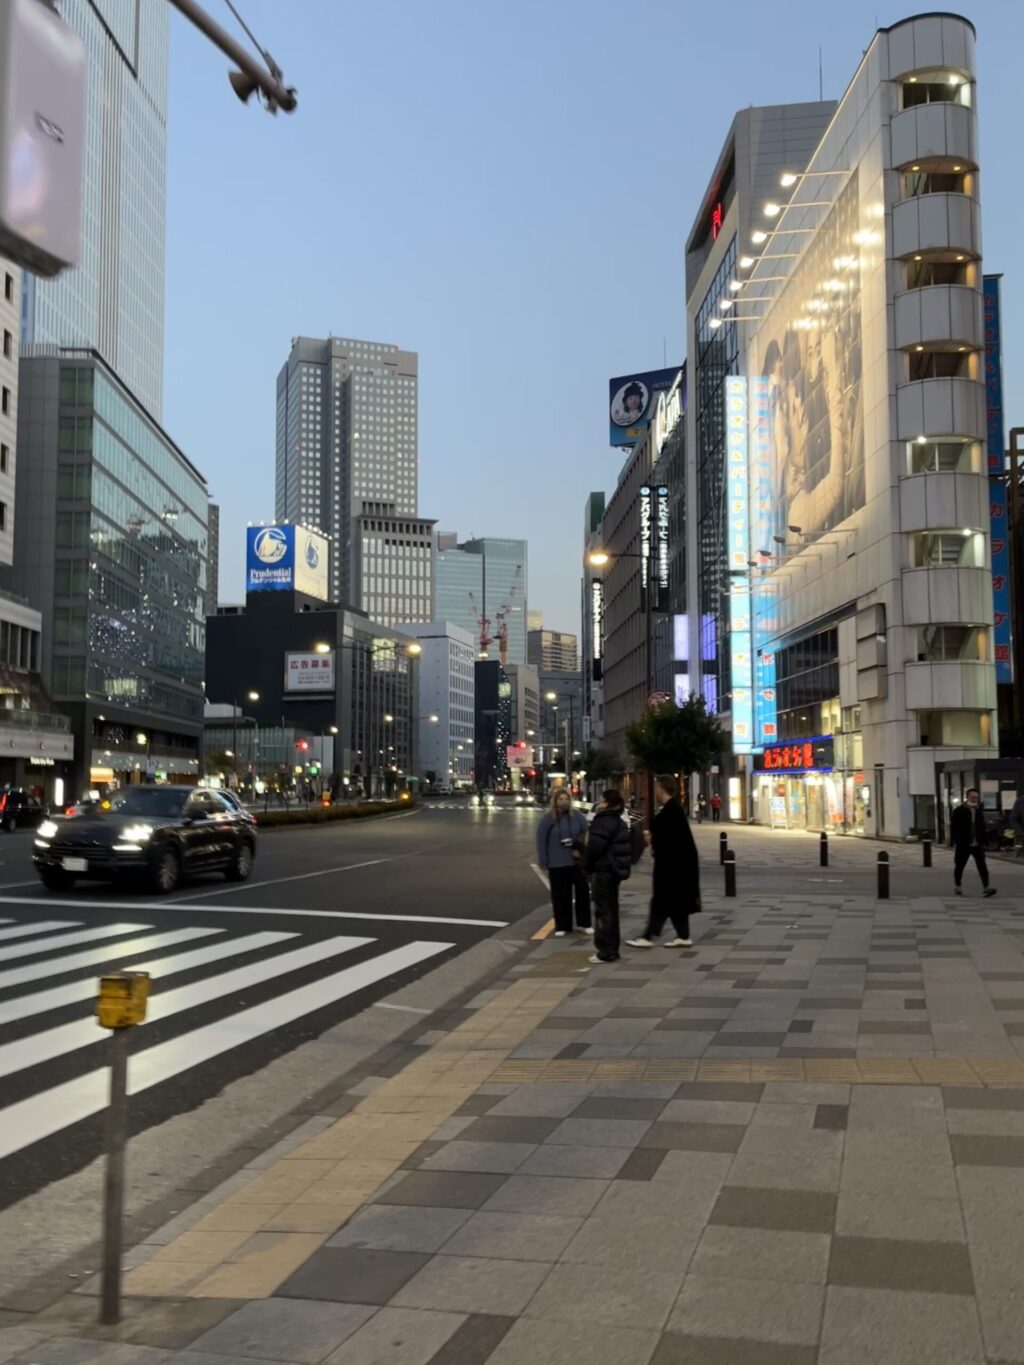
[39,868,74,892]
[151,847,181,894]
[225,839,254,882]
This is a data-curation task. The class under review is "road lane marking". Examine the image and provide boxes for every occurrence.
[0,919,78,944]
[165,858,392,902]
[0,927,219,992]
[0,930,297,1022]
[0,896,508,928]
[0,922,148,963]
[532,920,555,941]
[0,940,451,1160]
[374,1001,430,1014]
[0,933,373,1080]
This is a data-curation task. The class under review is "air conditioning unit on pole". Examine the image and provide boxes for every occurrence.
[0,0,86,277]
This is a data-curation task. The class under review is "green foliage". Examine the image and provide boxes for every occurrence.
[582,746,625,783]
[625,694,725,778]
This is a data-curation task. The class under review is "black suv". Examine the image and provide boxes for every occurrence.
[0,788,47,832]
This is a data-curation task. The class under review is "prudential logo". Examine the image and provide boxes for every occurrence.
[254,527,289,564]
[305,538,319,569]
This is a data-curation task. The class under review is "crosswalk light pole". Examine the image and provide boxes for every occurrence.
[96,971,150,1325]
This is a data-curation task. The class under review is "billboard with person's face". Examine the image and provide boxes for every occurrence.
[609,367,679,447]
[750,172,865,549]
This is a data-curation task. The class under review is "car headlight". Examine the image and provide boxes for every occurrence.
[38,820,59,840]
[119,824,154,844]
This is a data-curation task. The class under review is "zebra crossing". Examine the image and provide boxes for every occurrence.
[0,910,458,1168]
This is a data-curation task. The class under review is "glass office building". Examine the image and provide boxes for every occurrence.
[435,536,528,665]
[21,0,169,420]
[5,353,207,792]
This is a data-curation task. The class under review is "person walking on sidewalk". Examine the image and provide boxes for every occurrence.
[709,792,722,822]
[951,788,997,898]
[628,774,701,947]
[697,794,708,824]
[583,789,632,963]
[536,789,592,936]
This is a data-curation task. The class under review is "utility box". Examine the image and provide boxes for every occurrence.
[0,0,87,276]
[96,971,150,1030]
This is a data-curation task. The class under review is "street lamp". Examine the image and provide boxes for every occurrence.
[232,690,260,784]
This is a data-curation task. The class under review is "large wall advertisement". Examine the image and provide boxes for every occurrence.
[750,172,865,546]
[246,525,330,601]
[608,367,679,448]
[725,377,753,754]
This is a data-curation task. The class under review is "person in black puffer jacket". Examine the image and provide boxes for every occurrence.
[583,789,632,963]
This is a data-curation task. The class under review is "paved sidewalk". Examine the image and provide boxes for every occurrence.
[6,869,1024,1363]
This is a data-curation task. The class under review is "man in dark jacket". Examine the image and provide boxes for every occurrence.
[951,788,996,897]
[583,789,632,963]
[628,774,701,947]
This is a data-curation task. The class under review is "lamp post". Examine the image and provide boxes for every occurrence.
[587,548,654,821]
[135,732,149,784]
[232,691,259,787]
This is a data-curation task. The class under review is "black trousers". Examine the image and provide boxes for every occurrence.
[592,870,621,960]
[549,865,592,931]
[954,845,989,888]
[645,877,691,941]
[711,807,721,822]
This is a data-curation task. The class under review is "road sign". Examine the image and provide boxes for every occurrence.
[647,691,670,708]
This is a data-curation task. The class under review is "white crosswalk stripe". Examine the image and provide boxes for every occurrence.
[0,919,77,943]
[0,915,455,1164]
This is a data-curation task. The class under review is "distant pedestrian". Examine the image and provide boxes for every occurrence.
[536,790,592,937]
[697,794,708,824]
[951,788,996,897]
[628,775,700,948]
[1010,790,1024,859]
[710,792,722,822]
[583,789,632,963]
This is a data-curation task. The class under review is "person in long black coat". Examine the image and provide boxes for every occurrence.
[628,774,700,947]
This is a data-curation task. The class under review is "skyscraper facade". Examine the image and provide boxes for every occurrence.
[528,629,578,672]
[20,0,169,420]
[434,536,528,665]
[275,336,421,618]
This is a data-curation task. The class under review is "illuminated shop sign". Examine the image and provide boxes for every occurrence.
[757,737,835,773]
[711,201,723,239]
[725,376,753,753]
[639,485,670,612]
[590,576,603,682]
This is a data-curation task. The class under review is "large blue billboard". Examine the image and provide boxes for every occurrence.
[983,276,1011,684]
[609,367,679,447]
[246,525,331,600]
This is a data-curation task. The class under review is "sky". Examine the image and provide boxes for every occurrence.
[164,0,1024,637]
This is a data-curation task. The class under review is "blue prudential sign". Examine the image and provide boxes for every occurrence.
[246,525,295,593]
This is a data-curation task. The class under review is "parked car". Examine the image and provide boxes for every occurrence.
[0,788,47,832]
[33,785,257,894]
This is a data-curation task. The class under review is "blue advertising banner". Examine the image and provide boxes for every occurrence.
[609,367,679,447]
[983,276,1011,683]
[750,375,779,749]
[246,525,295,593]
[725,377,753,753]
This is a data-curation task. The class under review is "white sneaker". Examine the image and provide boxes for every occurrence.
[627,937,655,948]
[664,938,693,947]
[582,927,595,936]
[554,930,568,937]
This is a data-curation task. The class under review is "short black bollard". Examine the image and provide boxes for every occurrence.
[877,850,890,899]
[724,851,737,897]
[820,831,829,867]
[922,836,932,868]
[719,831,728,865]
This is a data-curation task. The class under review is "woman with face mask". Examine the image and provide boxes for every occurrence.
[536,789,592,937]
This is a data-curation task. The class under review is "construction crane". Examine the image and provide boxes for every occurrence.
[468,590,492,658]
[494,565,523,666]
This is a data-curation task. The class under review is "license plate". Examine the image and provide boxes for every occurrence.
[62,857,88,872]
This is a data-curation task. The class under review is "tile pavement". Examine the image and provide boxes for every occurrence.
[10,884,1024,1360]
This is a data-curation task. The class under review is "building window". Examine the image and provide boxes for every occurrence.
[908,350,969,381]
[902,169,966,198]
[0,444,8,474]
[911,530,984,568]
[916,625,988,662]
[1,388,8,416]
[918,710,989,747]
[906,258,968,289]
[901,74,971,109]
[3,274,11,302]
[2,330,10,359]
[907,438,975,474]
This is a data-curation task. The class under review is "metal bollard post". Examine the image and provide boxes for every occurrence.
[724,850,737,897]
[719,831,728,865]
[877,850,890,900]
[820,831,828,867]
[922,836,932,868]
[97,971,150,1325]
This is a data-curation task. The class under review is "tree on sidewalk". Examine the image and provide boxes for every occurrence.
[581,746,624,784]
[625,694,725,782]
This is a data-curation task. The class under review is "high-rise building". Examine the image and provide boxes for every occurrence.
[275,336,424,620]
[528,629,578,672]
[208,502,220,613]
[395,621,476,788]
[435,536,527,664]
[20,0,169,419]
[5,353,208,795]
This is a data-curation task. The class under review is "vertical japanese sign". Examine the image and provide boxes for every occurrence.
[639,485,652,607]
[726,377,753,753]
[750,375,778,747]
[983,276,1011,683]
[590,576,603,682]
[655,485,670,612]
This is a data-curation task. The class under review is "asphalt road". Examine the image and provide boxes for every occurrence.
[0,802,545,1209]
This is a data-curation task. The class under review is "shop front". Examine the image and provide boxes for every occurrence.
[753,737,843,833]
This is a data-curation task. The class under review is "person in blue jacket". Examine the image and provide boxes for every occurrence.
[536,789,592,937]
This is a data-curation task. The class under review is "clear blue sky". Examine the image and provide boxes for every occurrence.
[164,0,1024,635]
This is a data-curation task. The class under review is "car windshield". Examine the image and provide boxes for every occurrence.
[107,788,189,817]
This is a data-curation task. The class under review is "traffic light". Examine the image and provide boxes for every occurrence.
[295,739,310,752]
[309,762,320,777]
[517,740,526,749]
